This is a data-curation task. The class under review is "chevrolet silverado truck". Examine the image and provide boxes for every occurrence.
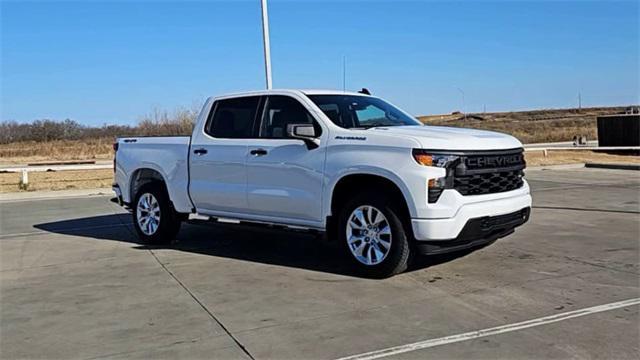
[112,89,531,277]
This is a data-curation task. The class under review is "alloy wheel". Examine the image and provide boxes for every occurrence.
[346,205,392,265]
[136,193,161,235]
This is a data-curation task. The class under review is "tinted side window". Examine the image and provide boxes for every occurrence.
[310,97,355,128]
[259,96,321,139]
[206,97,260,138]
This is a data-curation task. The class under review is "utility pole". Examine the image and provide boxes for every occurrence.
[578,92,582,111]
[456,87,466,120]
[260,0,273,89]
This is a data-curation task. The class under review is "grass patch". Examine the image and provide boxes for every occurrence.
[0,138,113,165]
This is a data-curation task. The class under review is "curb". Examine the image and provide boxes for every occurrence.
[585,163,640,171]
[526,163,585,171]
[0,188,113,202]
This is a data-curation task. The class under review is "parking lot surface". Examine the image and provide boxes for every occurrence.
[1,168,638,359]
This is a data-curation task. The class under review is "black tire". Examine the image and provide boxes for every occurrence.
[337,191,412,278]
[132,182,182,244]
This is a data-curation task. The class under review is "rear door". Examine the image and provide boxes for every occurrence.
[189,96,261,214]
[245,95,326,223]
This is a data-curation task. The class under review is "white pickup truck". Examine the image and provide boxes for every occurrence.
[113,89,531,277]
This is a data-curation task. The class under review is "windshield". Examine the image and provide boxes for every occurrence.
[307,95,422,129]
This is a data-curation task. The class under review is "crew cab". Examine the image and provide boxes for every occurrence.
[112,89,531,277]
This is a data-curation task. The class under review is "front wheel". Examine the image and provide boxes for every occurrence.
[132,183,182,244]
[338,193,412,278]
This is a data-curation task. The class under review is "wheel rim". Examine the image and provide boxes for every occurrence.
[136,193,161,236]
[346,205,392,266]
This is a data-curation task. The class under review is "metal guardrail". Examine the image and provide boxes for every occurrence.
[523,141,599,148]
[2,144,638,188]
[524,146,640,157]
[0,163,112,173]
[0,163,112,189]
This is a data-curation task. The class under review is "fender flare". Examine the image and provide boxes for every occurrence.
[127,164,170,201]
[324,167,417,220]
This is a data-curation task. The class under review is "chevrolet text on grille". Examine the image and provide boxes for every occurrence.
[466,154,524,168]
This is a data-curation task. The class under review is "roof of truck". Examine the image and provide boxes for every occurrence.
[301,89,370,96]
[212,89,371,99]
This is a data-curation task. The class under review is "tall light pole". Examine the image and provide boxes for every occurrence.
[260,0,273,89]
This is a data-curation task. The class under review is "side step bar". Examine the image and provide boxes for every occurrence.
[186,213,324,234]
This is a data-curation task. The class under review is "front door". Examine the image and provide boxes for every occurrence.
[189,96,261,214]
[245,95,326,223]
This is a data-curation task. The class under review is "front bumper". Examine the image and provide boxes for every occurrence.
[411,189,531,240]
[415,207,530,255]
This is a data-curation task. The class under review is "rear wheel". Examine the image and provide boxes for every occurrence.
[132,183,182,244]
[338,192,412,278]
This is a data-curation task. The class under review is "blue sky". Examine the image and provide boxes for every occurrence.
[2,0,638,126]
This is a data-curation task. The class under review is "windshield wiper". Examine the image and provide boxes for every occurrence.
[362,123,395,129]
[350,123,399,129]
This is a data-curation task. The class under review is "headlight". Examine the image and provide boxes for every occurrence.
[412,150,459,168]
[412,150,459,204]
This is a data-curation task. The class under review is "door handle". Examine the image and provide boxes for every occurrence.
[193,148,208,155]
[250,149,268,156]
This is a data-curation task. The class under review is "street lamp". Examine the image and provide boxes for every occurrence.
[260,0,273,89]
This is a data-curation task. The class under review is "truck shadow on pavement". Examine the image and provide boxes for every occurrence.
[34,214,478,278]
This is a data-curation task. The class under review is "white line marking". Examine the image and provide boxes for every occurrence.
[335,297,640,360]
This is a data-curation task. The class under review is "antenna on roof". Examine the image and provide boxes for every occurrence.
[342,56,346,92]
[358,88,371,95]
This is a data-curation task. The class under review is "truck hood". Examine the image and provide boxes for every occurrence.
[370,125,523,150]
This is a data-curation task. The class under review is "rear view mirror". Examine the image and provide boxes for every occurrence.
[287,124,319,149]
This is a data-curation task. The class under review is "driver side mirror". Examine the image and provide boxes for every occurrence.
[287,124,319,150]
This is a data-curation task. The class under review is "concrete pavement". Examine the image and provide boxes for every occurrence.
[1,168,638,359]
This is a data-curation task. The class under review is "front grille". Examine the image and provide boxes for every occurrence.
[454,169,524,196]
[452,148,526,196]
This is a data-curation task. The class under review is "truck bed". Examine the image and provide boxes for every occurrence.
[114,136,193,213]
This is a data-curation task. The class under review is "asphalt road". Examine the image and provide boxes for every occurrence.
[1,168,638,359]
